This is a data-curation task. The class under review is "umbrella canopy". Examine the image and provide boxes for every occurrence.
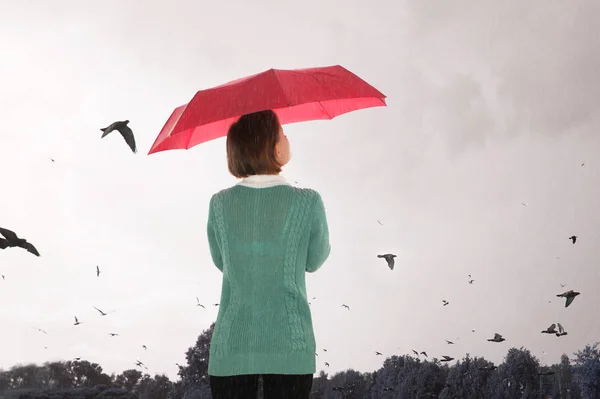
[148,65,386,155]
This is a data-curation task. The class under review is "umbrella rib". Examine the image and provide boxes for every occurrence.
[309,74,333,119]
[272,70,291,106]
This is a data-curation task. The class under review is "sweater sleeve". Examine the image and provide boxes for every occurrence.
[306,192,331,273]
[207,195,223,272]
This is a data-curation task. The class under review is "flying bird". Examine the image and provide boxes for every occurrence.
[487,333,505,342]
[73,317,81,326]
[93,306,107,316]
[49,158,55,162]
[442,300,449,306]
[324,362,330,367]
[569,235,577,244]
[108,333,119,337]
[560,283,566,287]
[142,345,147,350]
[440,356,454,362]
[213,303,219,307]
[555,323,568,337]
[100,120,137,153]
[196,297,205,308]
[377,220,383,226]
[420,351,428,358]
[135,360,144,367]
[521,202,527,207]
[446,340,454,345]
[375,351,382,356]
[323,349,327,352]
[96,266,101,277]
[33,327,47,334]
[541,324,557,334]
[557,290,580,308]
[412,349,419,356]
[377,254,397,270]
[0,227,40,256]
[341,304,350,310]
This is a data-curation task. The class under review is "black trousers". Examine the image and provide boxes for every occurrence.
[209,374,313,399]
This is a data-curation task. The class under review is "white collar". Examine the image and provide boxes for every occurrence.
[237,174,290,188]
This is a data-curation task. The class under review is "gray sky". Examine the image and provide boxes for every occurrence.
[1,0,599,382]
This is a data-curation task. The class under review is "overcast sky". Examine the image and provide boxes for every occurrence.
[1,0,599,382]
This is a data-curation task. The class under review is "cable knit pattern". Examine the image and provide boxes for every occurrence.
[283,192,313,352]
[210,192,240,354]
[206,181,331,377]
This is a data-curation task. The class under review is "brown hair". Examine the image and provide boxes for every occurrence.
[226,110,282,178]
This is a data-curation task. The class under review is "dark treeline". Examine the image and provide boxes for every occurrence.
[2,323,599,398]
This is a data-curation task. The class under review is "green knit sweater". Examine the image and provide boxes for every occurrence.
[206,183,331,376]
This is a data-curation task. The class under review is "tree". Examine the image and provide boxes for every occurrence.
[115,369,143,392]
[68,360,111,387]
[136,374,173,399]
[573,342,600,398]
[173,322,214,398]
[485,347,540,398]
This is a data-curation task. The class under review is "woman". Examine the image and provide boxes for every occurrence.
[206,110,331,399]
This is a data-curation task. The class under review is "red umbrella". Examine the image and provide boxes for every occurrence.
[148,65,386,155]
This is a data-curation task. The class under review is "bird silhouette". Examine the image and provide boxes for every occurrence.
[196,297,205,308]
[442,300,449,306]
[446,340,454,345]
[341,304,350,310]
[487,333,505,342]
[49,158,55,162]
[377,254,397,270]
[323,349,327,352]
[521,202,528,207]
[412,349,419,356]
[108,333,119,337]
[213,303,219,307]
[142,345,147,350]
[96,266,101,277]
[377,220,383,226]
[324,362,330,367]
[135,360,144,367]
[569,235,577,244]
[375,351,382,356]
[440,356,454,362]
[93,306,107,316]
[33,327,47,334]
[557,290,580,307]
[73,317,81,326]
[0,227,40,256]
[420,351,428,358]
[100,120,137,153]
[541,324,557,334]
[560,283,566,287]
[555,323,568,337]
